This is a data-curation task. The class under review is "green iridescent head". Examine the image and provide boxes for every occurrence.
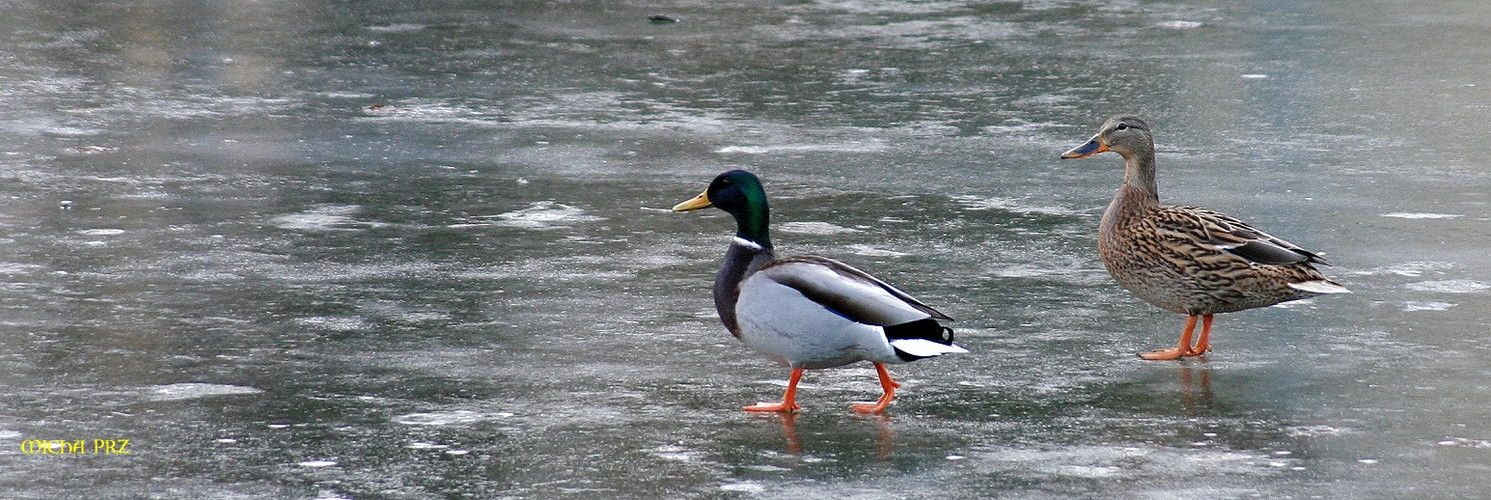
[673,170,772,248]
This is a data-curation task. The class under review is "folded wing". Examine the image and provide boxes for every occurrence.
[754,256,952,326]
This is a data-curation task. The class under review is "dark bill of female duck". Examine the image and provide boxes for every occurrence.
[1061,132,1108,158]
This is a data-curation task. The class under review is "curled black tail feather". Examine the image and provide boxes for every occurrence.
[885,318,957,362]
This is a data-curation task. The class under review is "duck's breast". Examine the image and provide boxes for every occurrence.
[735,270,902,369]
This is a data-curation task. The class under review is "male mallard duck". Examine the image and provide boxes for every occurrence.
[673,170,967,413]
[1061,116,1350,360]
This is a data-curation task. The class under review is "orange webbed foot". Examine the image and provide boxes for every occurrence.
[744,401,800,413]
[1140,315,1209,361]
[1139,347,1190,361]
[850,400,891,414]
[850,362,898,414]
[745,368,804,413]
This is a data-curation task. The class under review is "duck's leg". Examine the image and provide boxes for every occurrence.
[1139,315,1198,361]
[851,362,901,414]
[1187,314,1215,355]
[744,368,803,413]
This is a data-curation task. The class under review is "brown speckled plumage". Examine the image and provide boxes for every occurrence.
[1063,115,1350,360]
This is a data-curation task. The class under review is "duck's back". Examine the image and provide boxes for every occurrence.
[1099,203,1337,315]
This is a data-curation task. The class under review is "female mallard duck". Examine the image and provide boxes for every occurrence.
[1061,116,1350,360]
[673,170,967,413]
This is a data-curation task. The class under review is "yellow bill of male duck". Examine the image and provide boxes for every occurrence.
[672,170,967,413]
[1061,116,1351,361]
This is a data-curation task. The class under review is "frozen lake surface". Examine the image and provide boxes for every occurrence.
[3,0,1491,498]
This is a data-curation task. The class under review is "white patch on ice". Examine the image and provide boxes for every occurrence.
[970,445,1274,481]
[951,195,1081,216]
[147,383,264,402]
[651,445,702,462]
[298,460,338,468]
[719,482,766,493]
[1158,20,1205,29]
[393,410,503,426]
[1285,425,1352,437]
[715,142,886,155]
[844,244,910,257]
[77,228,125,236]
[273,205,383,231]
[1052,465,1124,478]
[0,263,44,275]
[367,23,426,33]
[1381,212,1461,219]
[1371,261,1457,277]
[487,201,603,229]
[979,120,1063,135]
[322,91,378,99]
[1437,437,1491,448]
[777,221,860,235]
[715,146,770,154]
[295,316,373,332]
[1404,279,1491,293]
[1401,301,1456,312]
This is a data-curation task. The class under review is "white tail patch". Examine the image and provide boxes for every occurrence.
[1290,280,1352,294]
[889,339,969,357]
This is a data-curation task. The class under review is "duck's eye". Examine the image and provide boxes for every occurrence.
[1115,122,1129,131]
